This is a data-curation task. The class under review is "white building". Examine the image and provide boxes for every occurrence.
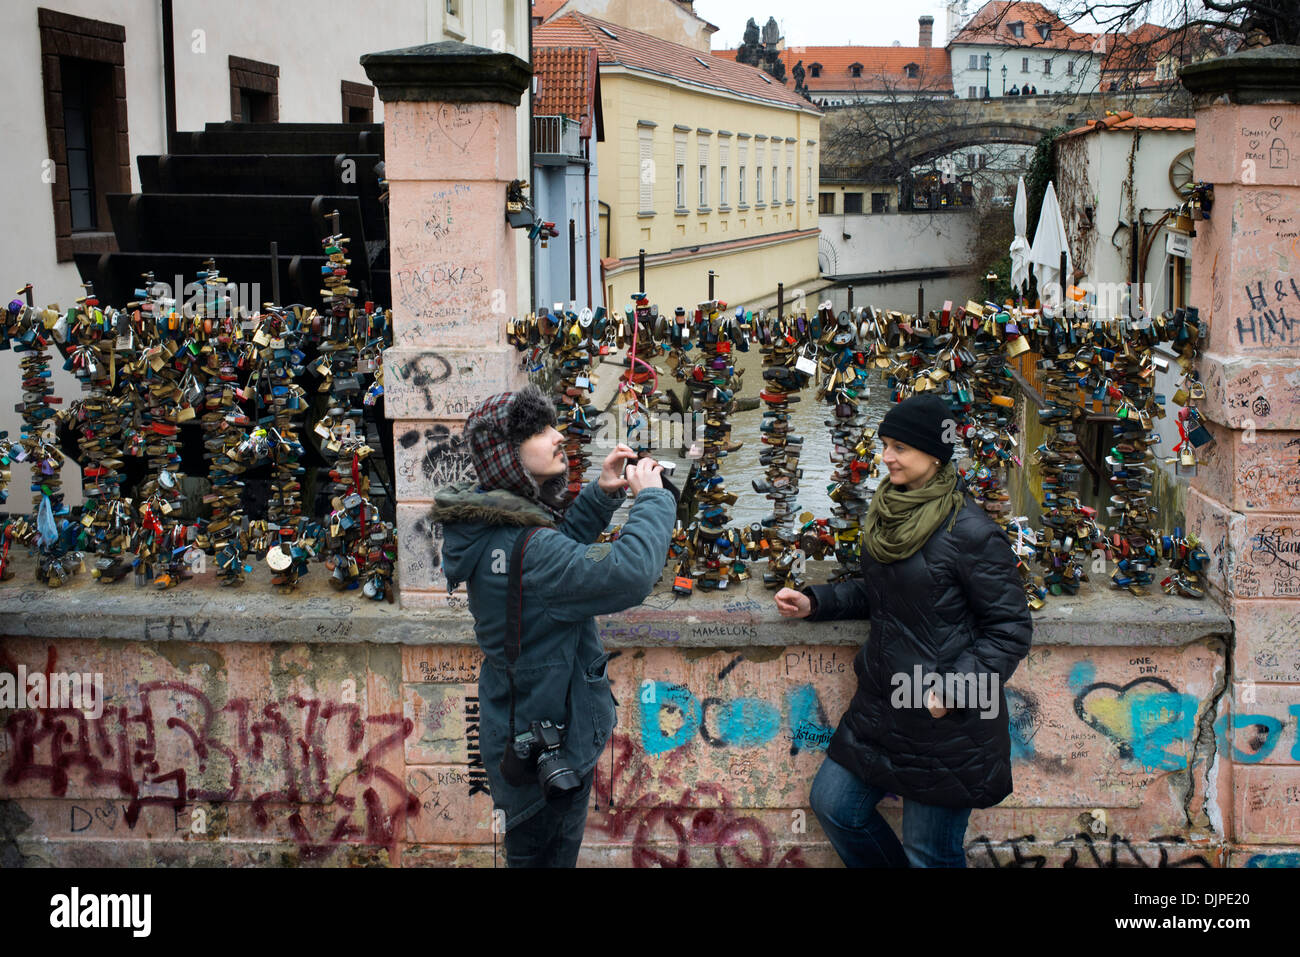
[1,0,530,306]
[1054,112,1197,487]
[0,1,529,507]
[949,0,1101,99]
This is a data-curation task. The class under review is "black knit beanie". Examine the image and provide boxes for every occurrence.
[878,393,959,463]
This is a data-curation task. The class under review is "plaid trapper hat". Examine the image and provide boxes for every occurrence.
[464,383,569,520]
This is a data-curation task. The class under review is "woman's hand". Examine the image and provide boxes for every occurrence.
[624,456,664,496]
[775,587,812,619]
[597,444,637,493]
[925,689,949,718]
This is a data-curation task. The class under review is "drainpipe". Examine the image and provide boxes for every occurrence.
[528,9,536,314]
[598,199,611,310]
[584,141,593,307]
[569,217,576,302]
[160,0,177,152]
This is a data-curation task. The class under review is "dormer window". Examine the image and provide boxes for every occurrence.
[809,63,822,77]
[903,63,919,78]
[1009,21,1024,38]
[849,62,863,77]
[1037,23,1050,41]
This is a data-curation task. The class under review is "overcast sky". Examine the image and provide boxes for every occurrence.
[694,0,952,49]
[691,1,1175,49]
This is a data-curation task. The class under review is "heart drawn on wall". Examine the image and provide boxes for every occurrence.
[95,802,120,830]
[1249,138,1261,151]
[1073,675,1194,770]
[437,104,484,153]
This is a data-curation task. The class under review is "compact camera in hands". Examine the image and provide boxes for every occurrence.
[625,454,680,503]
[500,719,583,799]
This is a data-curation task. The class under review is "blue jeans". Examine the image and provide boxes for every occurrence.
[810,757,972,868]
[502,770,595,868]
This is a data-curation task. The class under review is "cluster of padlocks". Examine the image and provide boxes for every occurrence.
[508,285,1214,608]
[0,239,395,596]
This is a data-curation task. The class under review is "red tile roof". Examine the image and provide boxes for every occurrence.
[531,0,568,23]
[951,1,1096,52]
[534,12,819,112]
[1095,22,1227,89]
[711,46,952,95]
[530,0,719,34]
[1059,110,1195,139]
[533,46,599,137]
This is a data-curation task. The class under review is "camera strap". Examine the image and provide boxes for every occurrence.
[504,527,544,740]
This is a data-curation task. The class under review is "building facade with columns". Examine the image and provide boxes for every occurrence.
[535,12,822,313]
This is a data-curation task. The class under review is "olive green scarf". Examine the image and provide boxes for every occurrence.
[861,461,965,564]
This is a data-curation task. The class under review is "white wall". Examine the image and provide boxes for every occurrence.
[1057,127,1197,514]
[818,210,977,278]
[0,1,168,302]
[168,0,425,129]
[1069,129,1192,293]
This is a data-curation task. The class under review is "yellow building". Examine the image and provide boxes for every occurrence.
[535,12,822,312]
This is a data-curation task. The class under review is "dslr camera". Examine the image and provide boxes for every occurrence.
[500,719,583,799]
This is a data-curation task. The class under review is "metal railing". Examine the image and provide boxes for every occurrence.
[533,115,582,158]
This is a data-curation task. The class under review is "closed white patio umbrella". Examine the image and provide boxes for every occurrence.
[1028,180,1071,315]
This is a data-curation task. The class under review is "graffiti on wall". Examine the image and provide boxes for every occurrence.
[2,649,419,860]
[1216,706,1300,763]
[638,679,835,756]
[1068,662,1200,771]
[970,832,1212,868]
[396,424,473,497]
[588,732,807,868]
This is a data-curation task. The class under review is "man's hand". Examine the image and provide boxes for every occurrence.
[624,456,664,496]
[775,587,812,619]
[597,443,637,493]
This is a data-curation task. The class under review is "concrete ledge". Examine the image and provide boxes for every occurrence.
[0,557,1230,648]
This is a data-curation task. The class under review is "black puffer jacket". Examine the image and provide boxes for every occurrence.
[805,489,1033,808]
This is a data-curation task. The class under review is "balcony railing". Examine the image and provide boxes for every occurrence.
[533,115,582,159]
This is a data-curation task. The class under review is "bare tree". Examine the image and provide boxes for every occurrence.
[821,63,965,203]
[951,2,1241,110]
[1061,0,1295,46]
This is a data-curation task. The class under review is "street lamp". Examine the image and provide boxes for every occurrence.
[1001,64,1007,95]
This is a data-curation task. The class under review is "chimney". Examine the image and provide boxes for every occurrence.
[919,15,934,47]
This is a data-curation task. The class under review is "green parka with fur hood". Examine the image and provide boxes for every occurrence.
[431,478,676,830]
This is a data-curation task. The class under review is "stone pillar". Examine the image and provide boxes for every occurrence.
[1181,47,1300,865]
[362,42,531,609]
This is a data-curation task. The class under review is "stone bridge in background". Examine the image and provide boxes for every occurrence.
[821,89,1180,179]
